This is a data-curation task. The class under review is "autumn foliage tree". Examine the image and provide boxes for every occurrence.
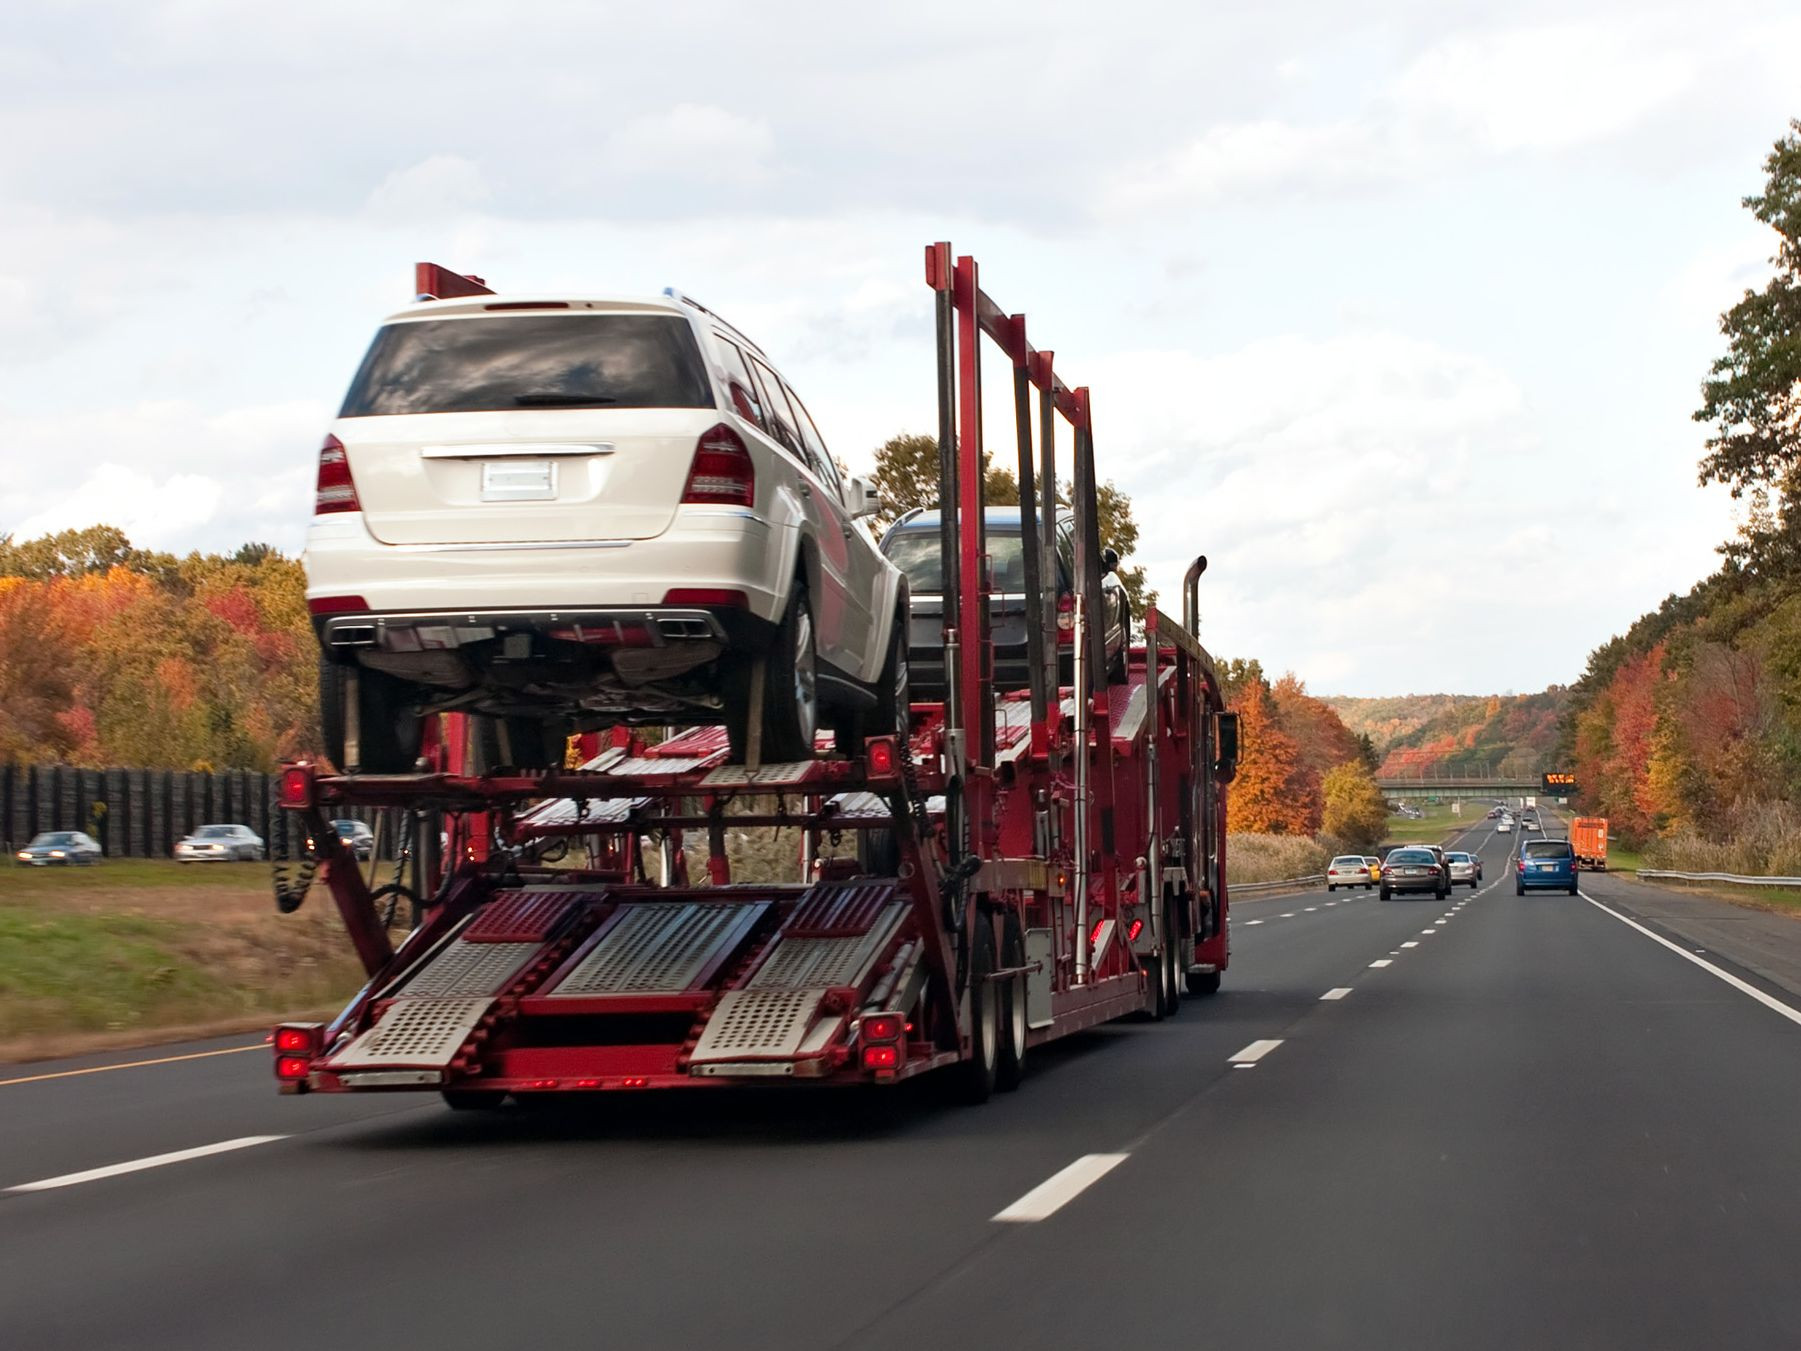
[1227,681,1314,834]
[1321,761,1389,850]
[0,530,315,770]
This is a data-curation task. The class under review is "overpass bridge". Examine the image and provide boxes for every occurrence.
[1377,776,1548,802]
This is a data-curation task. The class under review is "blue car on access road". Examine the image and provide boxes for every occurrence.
[1516,838,1579,895]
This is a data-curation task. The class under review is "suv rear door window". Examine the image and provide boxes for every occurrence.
[715,338,769,431]
[747,358,806,459]
[787,389,841,490]
[339,314,713,416]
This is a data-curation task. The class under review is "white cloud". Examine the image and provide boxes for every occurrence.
[364,154,490,221]
[1103,120,1390,214]
[1389,25,1694,153]
[601,104,775,184]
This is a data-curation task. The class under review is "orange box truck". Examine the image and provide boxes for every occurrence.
[1571,817,1609,871]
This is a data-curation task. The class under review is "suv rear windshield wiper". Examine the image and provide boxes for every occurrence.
[512,392,619,407]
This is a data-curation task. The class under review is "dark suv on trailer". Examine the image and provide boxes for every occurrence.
[878,506,1131,698]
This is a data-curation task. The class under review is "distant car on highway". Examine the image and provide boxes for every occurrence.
[1380,847,1449,900]
[1497,816,1515,833]
[174,823,265,862]
[1363,855,1382,881]
[1326,855,1374,891]
[1517,838,1578,895]
[1445,850,1480,888]
[14,831,102,866]
[305,818,376,860]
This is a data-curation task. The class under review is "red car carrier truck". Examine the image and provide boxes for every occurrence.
[269,247,1239,1106]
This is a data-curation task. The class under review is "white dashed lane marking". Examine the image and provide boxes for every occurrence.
[1369,959,1393,968]
[1229,1039,1284,1066]
[993,1154,1131,1223]
[1321,988,1352,1001]
[6,1136,287,1194]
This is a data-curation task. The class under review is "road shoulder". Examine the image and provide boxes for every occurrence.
[1584,872,1801,1001]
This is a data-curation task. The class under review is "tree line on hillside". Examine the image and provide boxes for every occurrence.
[1561,119,1801,874]
[0,526,314,770]
[1221,661,1389,850]
[1337,690,1569,779]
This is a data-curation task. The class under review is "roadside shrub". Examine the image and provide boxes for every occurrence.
[1227,833,1331,885]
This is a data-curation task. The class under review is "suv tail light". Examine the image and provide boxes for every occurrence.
[682,424,755,507]
[315,434,361,514]
[1055,592,1074,645]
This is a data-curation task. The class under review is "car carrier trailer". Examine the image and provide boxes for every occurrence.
[269,247,1240,1105]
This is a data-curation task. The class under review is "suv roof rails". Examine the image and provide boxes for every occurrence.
[664,286,769,359]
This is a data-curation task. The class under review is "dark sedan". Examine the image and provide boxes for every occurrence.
[880,507,1131,698]
[1380,847,1449,900]
[14,831,103,866]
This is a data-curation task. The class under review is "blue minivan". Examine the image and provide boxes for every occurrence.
[1516,838,1579,895]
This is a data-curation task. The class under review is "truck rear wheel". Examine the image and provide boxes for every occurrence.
[995,915,1027,1092]
[441,1090,507,1111]
[951,921,999,1105]
[1185,969,1221,997]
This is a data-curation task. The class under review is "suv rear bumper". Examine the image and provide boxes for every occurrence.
[303,510,789,625]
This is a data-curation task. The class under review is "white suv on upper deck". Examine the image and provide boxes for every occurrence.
[304,279,908,770]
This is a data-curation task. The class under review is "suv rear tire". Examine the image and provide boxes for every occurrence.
[319,656,423,774]
[726,585,817,764]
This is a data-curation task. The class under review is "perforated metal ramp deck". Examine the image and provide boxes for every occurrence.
[544,901,767,998]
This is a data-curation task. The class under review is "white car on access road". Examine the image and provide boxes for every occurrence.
[304,282,909,770]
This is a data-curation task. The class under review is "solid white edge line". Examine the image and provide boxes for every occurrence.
[1580,893,1801,1030]
[7,1135,287,1193]
[993,1153,1130,1222]
[1320,988,1352,1001]
[1229,1038,1284,1064]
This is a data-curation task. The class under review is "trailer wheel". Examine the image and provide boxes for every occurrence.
[441,1090,507,1111]
[319,656,423,774]
[1163,901,1184,1018]
[1185,969,1221,997]
[996,914,1027,1092]
[951,920,999,1104]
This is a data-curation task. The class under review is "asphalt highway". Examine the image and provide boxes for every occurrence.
[6,816,1801,1350]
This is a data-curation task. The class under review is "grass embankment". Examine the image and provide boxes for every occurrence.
[0,860,368,1063]
[1384,802,1484,846]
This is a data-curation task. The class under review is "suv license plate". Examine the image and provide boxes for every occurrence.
[482,460,556,501]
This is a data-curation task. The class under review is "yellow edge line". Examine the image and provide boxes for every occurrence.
[0,1043,264,1087]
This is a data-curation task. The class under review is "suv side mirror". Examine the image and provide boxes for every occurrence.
[1101,546,1120,573]
[846,477,880,520]
[1214,711,1240,782]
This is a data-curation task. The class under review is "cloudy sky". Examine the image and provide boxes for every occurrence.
[3,0,1795,695]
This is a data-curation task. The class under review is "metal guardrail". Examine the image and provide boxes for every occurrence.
[1233,874,1326,894]
[1637,869,1801,889]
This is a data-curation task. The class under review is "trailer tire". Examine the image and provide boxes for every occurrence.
[319,656,423,774]
[441,1090,507,1111]
[1163,906,1184,1018]
[1185,969,1221,997]
[995,914,1027,1092]
[951,920,1000,1105]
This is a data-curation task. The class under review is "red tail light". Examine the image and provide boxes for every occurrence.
[865,736,898,778]
[1127,918,1144,942]
[861,1013,905,1043]
[682,424,755,507]
[273,1025,321,1055]
[314,434,361,514]
[862,1043,901,1071]
[275,1055,311,1081]
[279,766,314,809]
[1056,592,1074,646]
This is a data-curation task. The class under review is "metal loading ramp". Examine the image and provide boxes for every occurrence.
[542,900,768,999]
[689,884,906,1070]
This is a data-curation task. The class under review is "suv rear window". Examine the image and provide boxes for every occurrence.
[883,527,1028,594]
[1522,841,1572,859]
[339,315,713,416]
